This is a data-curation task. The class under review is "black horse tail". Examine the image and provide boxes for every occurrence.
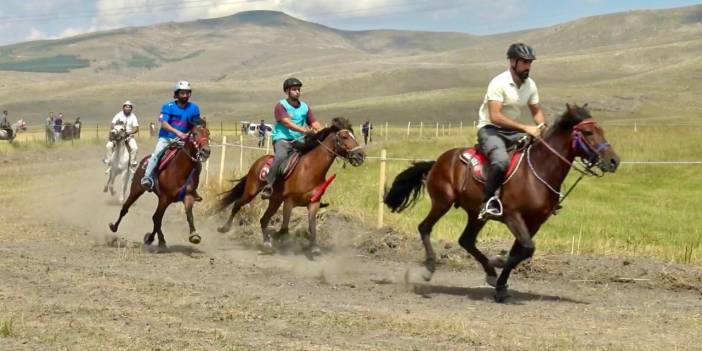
[384,161,436,213]
[218,176,247,212]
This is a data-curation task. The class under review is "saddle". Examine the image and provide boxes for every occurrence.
[459,143,527,184]
[259,153,301,182]
[157,142,183,172]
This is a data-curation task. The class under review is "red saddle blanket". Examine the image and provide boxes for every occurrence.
[158,148,180,172]
[259,153,301,182]
[458,147,524,183]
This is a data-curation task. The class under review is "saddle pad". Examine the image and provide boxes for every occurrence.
[158,148,179,172]
[459,147,523,183]
[259,153,301,182]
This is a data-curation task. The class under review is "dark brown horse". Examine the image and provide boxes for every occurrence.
[384,104,620,302]
[109,124,211,248]
[217,117,365,254]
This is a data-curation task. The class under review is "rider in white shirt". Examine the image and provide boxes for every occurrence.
[104,101,139,167]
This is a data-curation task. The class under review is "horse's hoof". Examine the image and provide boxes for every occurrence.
[103,187,108,193]
[189,233,201,245]
[310,245,322,256]
[260,240,274,254]
[143,233,154,245]
[488,255,506,268]
[108,223,118,233]
[420,267,434,282]
[217,225,230,234]
[485,275,498,287]
[494,285,511,303]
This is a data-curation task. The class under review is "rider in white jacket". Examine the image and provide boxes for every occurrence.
[104,101,139,167]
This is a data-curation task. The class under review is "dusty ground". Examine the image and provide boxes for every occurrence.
[0,145,700,350]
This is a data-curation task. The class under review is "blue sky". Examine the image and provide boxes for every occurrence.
[0,0,699,46]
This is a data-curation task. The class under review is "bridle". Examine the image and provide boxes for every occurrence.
[179,127,210,163]
[527,118,611,204]
[315,129,363,162]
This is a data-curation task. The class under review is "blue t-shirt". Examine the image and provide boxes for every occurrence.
[158,101,201,139]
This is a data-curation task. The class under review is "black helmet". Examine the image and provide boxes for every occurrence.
[283,77,303,92]
[506,43,536,60]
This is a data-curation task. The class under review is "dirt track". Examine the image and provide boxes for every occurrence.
[1,145,701,350]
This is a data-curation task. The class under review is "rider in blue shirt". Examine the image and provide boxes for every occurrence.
[141,81,204,199]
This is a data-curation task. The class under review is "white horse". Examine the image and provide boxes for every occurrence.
[103,124,133,203]
[0,120,28,142]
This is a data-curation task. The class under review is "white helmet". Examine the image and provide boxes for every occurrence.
[174,80,192,92]
[122,100,133,107]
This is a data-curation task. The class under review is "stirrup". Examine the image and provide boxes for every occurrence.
[261,185,272,199]
[141,177,154,191]
[478,196,503,220]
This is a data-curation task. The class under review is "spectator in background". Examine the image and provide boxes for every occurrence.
[257,119,269,148]
[362,120,372,145]
[54,112,64,142]
[0,110,9,129]
[45,112,55,144]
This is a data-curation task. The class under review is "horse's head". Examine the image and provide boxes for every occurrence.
[554,104,620,173]
[15,119,27,131]
[110,123,128,142]
[189,123,211,162]
[329,117,365,166]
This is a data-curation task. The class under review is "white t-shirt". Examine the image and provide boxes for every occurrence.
[111,111,139,133]
[477,70,539,129]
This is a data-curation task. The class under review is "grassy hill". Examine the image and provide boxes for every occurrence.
[0,6,700,126]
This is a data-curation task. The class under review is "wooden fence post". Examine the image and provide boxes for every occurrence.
[406,121,411,138]
[239,134,244,176]
[435,122,439,138]
[377,149,387,229]
[218,136,227,189]
[205,159,210,187]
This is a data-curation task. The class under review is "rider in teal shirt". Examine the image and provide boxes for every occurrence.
[261,77,322,199]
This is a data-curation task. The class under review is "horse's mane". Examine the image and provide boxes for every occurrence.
[546,103,591,137]
[294,117,354,154]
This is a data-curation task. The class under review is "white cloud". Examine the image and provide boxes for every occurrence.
[26,27,47,40]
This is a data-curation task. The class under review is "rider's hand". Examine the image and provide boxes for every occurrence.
[524,125,542,138]
[303,127,315,135]
[175,131,188,139]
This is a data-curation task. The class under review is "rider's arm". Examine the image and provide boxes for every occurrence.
[280,117,307,133]
[528,103,546,128]
[130,126,140,135]
[306,107,322,132]
[488,101,541,138]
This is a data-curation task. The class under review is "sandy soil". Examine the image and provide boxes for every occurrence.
[0,145,700,350]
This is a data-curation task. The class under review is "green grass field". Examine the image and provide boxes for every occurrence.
[3,122,700,264]
[320,124,702,265]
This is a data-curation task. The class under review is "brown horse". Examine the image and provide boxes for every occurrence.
[109,124,211,248]
[217,117,365,254]
[384,104,620,302]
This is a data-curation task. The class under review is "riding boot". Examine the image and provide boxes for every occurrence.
[479,169,505,220]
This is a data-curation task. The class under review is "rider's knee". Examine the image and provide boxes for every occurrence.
[491,158,508,173]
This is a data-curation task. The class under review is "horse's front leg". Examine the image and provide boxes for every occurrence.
[184,195,201,244]
[104,169,114,194]
[307,201,321,256]
[278,199,294,236]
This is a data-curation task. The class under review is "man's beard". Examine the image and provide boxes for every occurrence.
[518,70,530,80]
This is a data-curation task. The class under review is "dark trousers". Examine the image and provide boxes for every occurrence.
[477,125,527,201]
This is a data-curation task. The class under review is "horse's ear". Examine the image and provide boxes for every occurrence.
[583,102,589,109]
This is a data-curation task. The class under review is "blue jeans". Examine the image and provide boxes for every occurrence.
[142,137,172,181]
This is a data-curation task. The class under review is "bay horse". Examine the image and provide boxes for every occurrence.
[384,104,620,302]
[217,117,365,254]
[109,124,211,248]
